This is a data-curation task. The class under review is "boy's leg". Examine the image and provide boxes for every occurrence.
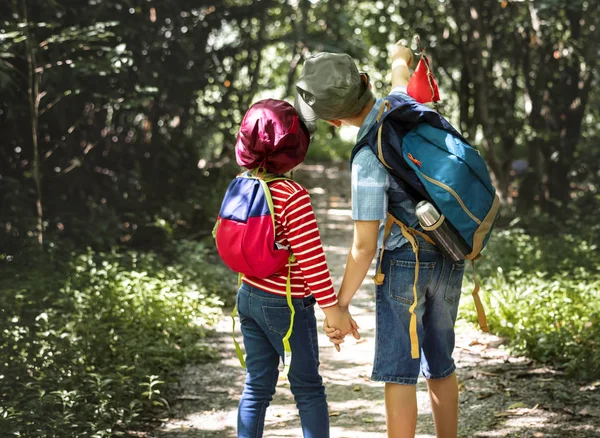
[285,296,329,438]
[420,256,464,438]
[237,286,281,438]
[384,383,417,438]
[426,373,459,438]
[371,247,435,437]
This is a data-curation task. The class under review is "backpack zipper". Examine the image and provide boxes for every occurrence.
[418,172,482,225]
[416,128,496,197]
[375,117,487,225]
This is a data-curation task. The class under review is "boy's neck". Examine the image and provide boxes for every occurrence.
[343,98,376,128]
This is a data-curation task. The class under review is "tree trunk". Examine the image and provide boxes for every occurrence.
[517,138,543,212]
[450,0,509,203]
[285,0,308,98]
[23,0,43,246]
[522,1,598,213]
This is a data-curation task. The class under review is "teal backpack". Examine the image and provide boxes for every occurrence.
[352,92,500,358]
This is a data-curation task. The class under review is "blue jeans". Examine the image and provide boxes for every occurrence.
[236,283,329,438]
[372,242,464,384]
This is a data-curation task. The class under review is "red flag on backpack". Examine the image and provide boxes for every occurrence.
[407,55,440,104]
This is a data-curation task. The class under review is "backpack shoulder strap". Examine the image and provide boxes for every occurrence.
[236,171,290,241]
[257,179,278,238]
[262,175,291,183]
[350,99,391,166]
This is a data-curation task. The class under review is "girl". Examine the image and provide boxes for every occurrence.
[233,99,357,438]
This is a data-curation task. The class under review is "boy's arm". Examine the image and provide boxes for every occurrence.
[390,43,413,89]
[335,149,389,308]
[336,220,380,308]
[323,220,376,350]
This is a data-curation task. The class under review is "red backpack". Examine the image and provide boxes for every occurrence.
[213,171,296,377]
[214,172,291,277]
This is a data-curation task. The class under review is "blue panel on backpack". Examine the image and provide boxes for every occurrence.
[219,178,270,223]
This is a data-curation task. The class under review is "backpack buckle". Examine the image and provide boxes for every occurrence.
[372,272,385,285]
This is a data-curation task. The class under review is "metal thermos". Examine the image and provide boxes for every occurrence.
[415,201,471,262]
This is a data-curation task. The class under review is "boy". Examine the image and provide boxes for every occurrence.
[294,46,463,438]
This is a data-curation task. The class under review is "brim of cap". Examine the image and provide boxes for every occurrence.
[294,90,318,124]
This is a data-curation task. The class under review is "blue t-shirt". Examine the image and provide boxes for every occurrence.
[351,87,418,250]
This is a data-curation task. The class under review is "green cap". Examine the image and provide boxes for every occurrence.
[295,52,373,126]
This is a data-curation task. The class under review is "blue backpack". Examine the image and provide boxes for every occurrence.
[352,92,500,358]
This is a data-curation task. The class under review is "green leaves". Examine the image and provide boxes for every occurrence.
[0,243,230,435]
[39,21,119,47]
[461,227,600,379]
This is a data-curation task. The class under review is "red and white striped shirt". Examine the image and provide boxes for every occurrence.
[242,179,338,308]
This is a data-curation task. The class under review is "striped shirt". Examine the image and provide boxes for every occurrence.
[242,179,338,308]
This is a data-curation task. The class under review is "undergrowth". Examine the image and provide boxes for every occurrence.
[0,240,234,437]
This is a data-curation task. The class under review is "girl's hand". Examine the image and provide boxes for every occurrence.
[323,310,360,352]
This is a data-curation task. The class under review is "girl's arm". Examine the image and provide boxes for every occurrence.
[281,185,355,336]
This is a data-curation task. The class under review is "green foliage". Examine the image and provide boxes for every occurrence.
[0,1,278,247]
[0,0,598,431]
[305,123,354,163]
[1,0,599,245]
[0,241,234,436]
[461,227,600,379]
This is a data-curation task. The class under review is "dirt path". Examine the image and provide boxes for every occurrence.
[154,164,600,438]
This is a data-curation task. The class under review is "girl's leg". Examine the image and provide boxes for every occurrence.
[286,297,329,438]
[237,289,280,438]
[426,373,458,438]
[384,383,417,438]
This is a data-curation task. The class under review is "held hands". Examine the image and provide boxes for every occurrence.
[323,307,360,352]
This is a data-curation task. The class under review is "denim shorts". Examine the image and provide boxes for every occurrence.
[372,242,464,385]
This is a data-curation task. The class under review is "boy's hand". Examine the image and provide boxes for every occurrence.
[390,42,413,89]
[323,309,360,352]
[391,42,413,68]
[328,311,354,337]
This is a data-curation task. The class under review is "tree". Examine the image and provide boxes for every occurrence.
[520,0,599,212]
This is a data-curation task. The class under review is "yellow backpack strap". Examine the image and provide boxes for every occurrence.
[373,214,436,359]
[376,102,393,170]
[470,259,489,332]
[398,222,422,360]
[257,174,292,240]
[250,173,296,377]
[258,179,278,239]
[280,254,296,379]
[232,273,246,368]
[231,261,301,372]
[373,215,435,286]
[261,174,291,184]
[375,99,391,123]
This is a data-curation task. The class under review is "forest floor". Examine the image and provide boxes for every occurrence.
[149,164,600,438]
